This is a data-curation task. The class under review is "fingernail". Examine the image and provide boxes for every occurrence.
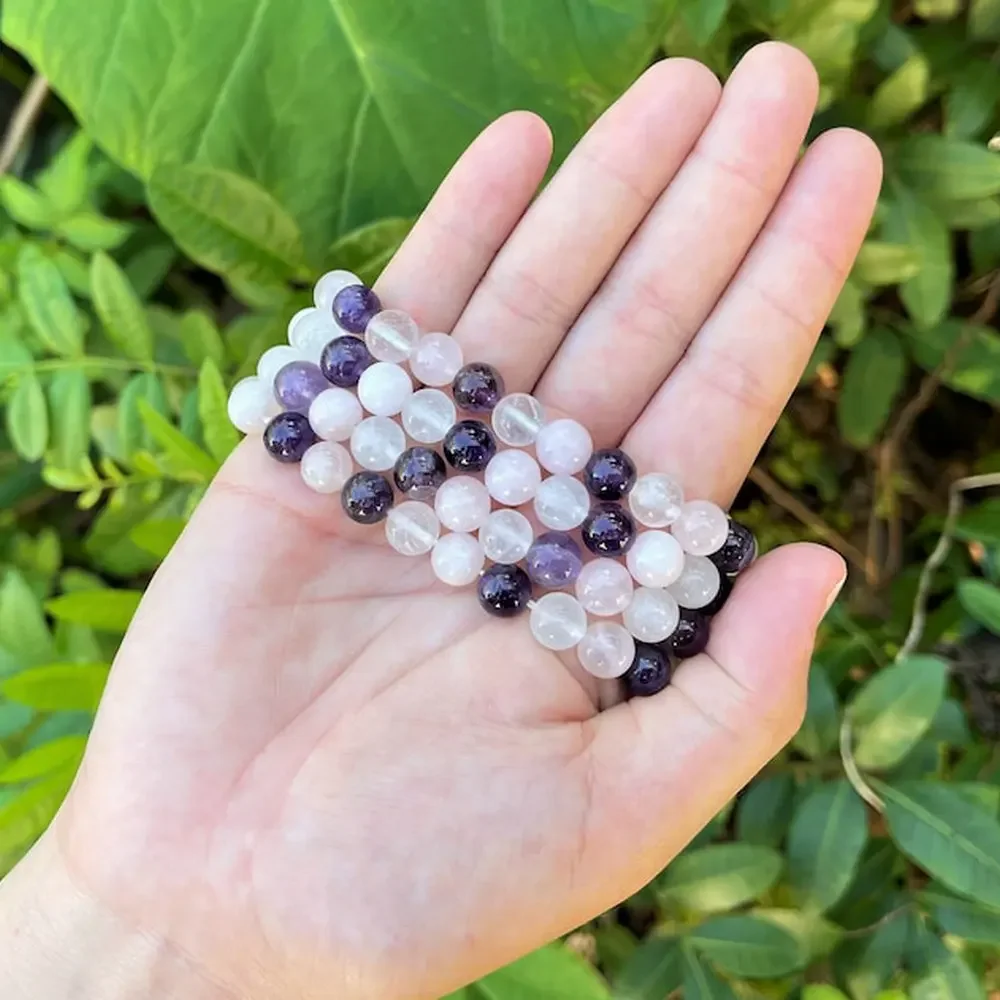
[823,567,848,616]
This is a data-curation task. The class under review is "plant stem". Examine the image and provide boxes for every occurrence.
[0,74,50,176]
[839,716,884,812]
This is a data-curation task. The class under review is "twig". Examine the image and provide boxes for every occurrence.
[0,75,50,176]
[842,903,912,938]
[840,716,884,811]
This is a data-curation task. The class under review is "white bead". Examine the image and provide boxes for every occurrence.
[365,309,420,363]
[480,509,534,563]
[385,501,440,556]
[287,307,314,344]
[629,472,685,528]
[290,308,341,364]
[533,475,590,531]
[577,622,635,679]
[350,416,406,471]
[626,531,685,588]
[431,532,485,587]
[575,558,634,617]
[300,441,352,494]
[492,393,546,447]
[409,333,464,387]
[672,500,730,556]
[484,450,541,507]
[535,418,593,476]
[623,587,680,643]
[357,362,413,417]
[314,269,361,311]
[257,345,301,390]
[530,593,588,651]
[668,555,721,610]
[308,388,363,442]
[401,388,456,444]
[434,476,492,532]
[227,376,280,434]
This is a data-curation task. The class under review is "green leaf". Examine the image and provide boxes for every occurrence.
[944,63,998,141]
[118,373,167,458]
[679,0,730,45]
[680,946,737,1000]
[57,213,132,252]
[853,242,923,285]
[970,0,1000,39]
[837,328,906,448]
[0,735,86,784]
[125,242,178,300]
[1,662,109,713]
[868,55,929,130]
[828,279,867,347]
[793,665,841,759]
[90,252,154,362]
[612,936,683,1000]
[913,0,961,16]
[36,132,92,215]
[16,244,85,356]
[45,589,142,633]
[687,916,803,979]
[911,935,984,1000]
[905,321,1000,404]
[755,909,844,962]
[658,844,783,915]
[895,135,1000,201]
[0,177,58,230]
[0,570,54,666]
[848,656,948,769]
[52,248,93,299]
[923,888,1000,944]
[180,310,225,367]
[0,766,75,862]
[834,911,910,1000]
[735,774,796,847]
[0,329,32,377]
[128,518,185,558]
[138,400,218,482]
[325,217,414,286]
[475,945,611,1000]
[957,578,1000,634]
[7,370,49,462]
[197,359,240,462]
[935,198,1000,229]
[48,368,92,470]
[804,988,851,1000]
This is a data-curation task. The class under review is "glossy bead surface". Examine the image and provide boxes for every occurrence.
[341,471,394,524]
[625,644,671,698]
[333,284,381,334]
[478,564,532,618]
[410,333,464,387]
[535,418,593,476]
[577,622,635,680]
[289,308,341,364]
[443,420,496,472]
[672,500,730,556]
[492,393,546,447]
[228,376,280,433]
[257,345,301,389]
[668,555,721,610]
[709,521,758,575]
[308,387,363,442]
[581,502,636,557]
[533,474,590,531]
[350,416,406,472]
[625,530,685,588]
[529,593,588,651]
[479,509,534,563]
[575,558,633,617]
[701,574,733,618]
[485,450,541,506]
[453,362,505,413]
[432,532,484,587]
[321,335,374,388]
[365,309,420,363]
[300,441,352,494]
[314,269,361,312]
[526,532,584,590]
[385,501,440,556]
[434,476,492,532]
[274,360,330,412]
[623,587,680,643]
[666,610,710,659]
[628,472,685,528]
[401,388,456,444]
[393,447,447,500]
[584,448,637,502]
[263,412,315,463]
[357,361,413,417]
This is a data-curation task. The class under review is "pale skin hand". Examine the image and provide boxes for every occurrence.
[0,43,882,1000]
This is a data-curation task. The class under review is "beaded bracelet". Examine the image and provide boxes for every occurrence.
[227,270,758,699]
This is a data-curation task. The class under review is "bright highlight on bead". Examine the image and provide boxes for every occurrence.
[289,308,340,363]
[434,476,492,532]
[484,450,541,507]
[629,472,684,528]
[350,416,406,471]
[300,441,352,494]
[480,509,534,564]
[535,418,593,476]
[341,471,394,524]
[672,500,729,556]
[314,269,361,312]
[357,361,413,417]
[529,593,588,651]
[577,622,635,679]
[385,501,441,556]
[410,333,464,387]
[478,564,532,618]
[623,587,680,643]
[625,531,685,588]
[575,558,634,617]
[492,393,546,447]
[365,309,420,363]
[402,389,456,444]
[432,532,484,586]
[227,376,280,433]
[668,555,721,610]
[309,388,363,442]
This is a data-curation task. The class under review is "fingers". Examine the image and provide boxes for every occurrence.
[536,43,819,445]
[450,59,722,388]
[625,127,883,504]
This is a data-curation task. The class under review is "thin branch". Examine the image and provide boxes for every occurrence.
[842,903,913,939]
[840,716,884,811]
[0,75,50,176]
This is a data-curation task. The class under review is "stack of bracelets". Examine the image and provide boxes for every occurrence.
[227,269,758,700]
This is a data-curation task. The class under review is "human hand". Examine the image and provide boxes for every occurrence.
[0,42,881,1000]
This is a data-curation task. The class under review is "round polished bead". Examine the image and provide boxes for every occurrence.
[484,450,541,507]
[434,476,492,532]
[300,441,352,494]
[577,622,635,680]
[365,309,420,363]
[357,361,413,417]
[625,644,671,698]
[478,563,532,618]
[385,501,440,556]
[393,447,447,500]
[321,335,374,388]
[575,558,634,617]
[314,269,361,312]
[672,500,730,556]
[287,307,314,344]
[479,509,534,563]
[701,574,734,618]
[623,587,680,643]
[492,393,546,447]
[665,609,710,659]
[526,532,584,590]
[309,388,363,442]
[533,475,590,531]
[529,593,588,651]
[341,471,394,524]
[228,376,280,433]
[350,416,406,471]
[629,473,685,528]
[453,362,505,413]
[668,555,721,610]
[274,360,329,412]
[443,420,496,472]
[535,418,593,476]
[625,530,685,588]
[583,448,637,502]
[289,308,341,363]
[257,345,301,389]
[709,520,758,575]
[581,503,636,557]
[432,532,485,587]
[410,333,464,387]
[263,412,315,463]
[333,284,382,334]
[401,388,456,444]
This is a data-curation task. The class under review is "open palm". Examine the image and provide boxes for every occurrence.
[21,43,881,1000]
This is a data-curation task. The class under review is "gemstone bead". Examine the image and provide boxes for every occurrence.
[701,574,734,617]
[263,412,316,463]
[274,361,330,412]
[289,308,341,364]
[672,500,730,556]
[629,472,684,528]
[665,609,710,659]
[624,644,671,698]
[581,503,636,557]
[321,335,374,388]
[393,447,447,500]
[667,555,721,610]
[709,521,758,575]
[333,284,382,334]
[525,532,584,590]
[453,362,505,413]
[492,393,546,447]
[529,593,588,651]
[534,418,593,476]
[300,441,353,494]
[484,450,541,506]
[478,564,532,618]
[533,475,590,531]
[583,448,637,502]
[227,376,280,433]
[410,333,464,387]
[432,532,485,587]
[350,416,406,471]
[623,587,680,643]
[357,361,413,417]
[575,558,634,616]
[479,509,534,563]
[257,345,301,389]
[385,501,441,556]
[434,476,492,532]
[341,471,394,524]
[401,388,456,444]
[309,387,363,442]
[287,307,314,344]
[577,622,635,679]
[625,530,685,588]
[314,269,361,312]
[443,420,497,472]
[365,309,420,363]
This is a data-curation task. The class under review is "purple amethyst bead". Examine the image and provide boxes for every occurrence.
[321,335,374,388]
[341,471,394,524]
[274,360,330,412]
[525,532,584,589]
[709,520,758,575]
[477,563,532,618]
[581,503,636,557]
[442,419,496,472]
[583,448,637,502]
[663,609,709,659]
[452,363,505,413]
[394,447,447,500]
[332,284,382,334]
[625,643,671,698]
[263,412,316,463]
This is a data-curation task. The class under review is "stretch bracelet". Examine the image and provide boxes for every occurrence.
[227,270,758,699]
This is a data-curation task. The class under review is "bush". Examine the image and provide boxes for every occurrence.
[1,0,999,996]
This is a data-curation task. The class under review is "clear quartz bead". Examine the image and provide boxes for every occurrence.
[626,530,685,588]
[577,622,635,679]
[623,587,680,643]
[668,555,721,610]
[533,475,590,531]
[350,416,406,472]
[309,388,363,442]
[287,307,315,344]
[432,532,485,587]
[409,333,464,387]
[300,441,353,494]
[535,418,593,476]
[365,310,420,363]
[357,361,413,417]
[671,500,730,556]
[385,501,440,556]
[575,558,634,617]
[434,476,492,532]
[289,307,341,363]
[529,593,588,651]
[314,269,361,312]
[257,345,302,390]
[480,509,534,563]
[629,473,685,528]
[401,388,456,444]
[228,376,280,433]
[484,450,541,506]
[492,393,546,447]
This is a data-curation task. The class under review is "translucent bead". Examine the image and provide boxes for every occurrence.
[484,450,541,507]
[432,532,485,587]
[289,307,341,363]
[401,388,456,444]
[357,362,413,417]
[577,622,635,679]
[625,530,686,588]
[671,500,730,556]
[385,501,440,557]
[492,393,546,447]
[350,416,406,472]
[629,473,685,528]
[274,361,329,412]
[434,476,492,532]
[410,333,464,387]
[300,441,353,494]
[365,309,420,363]
[623,587,680,643]
[228,376,280,434]
[575,558,634,617]
[533,475,590,531]
[529,593,588,652]
[314,269,361,312]
[535,418,593,476]
[668,555,721,610]
[257,345,301,389]
[287,307,315,344]
[309,388,363,442]
[480,510,534,564]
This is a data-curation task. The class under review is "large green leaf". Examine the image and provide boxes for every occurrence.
[735,774,795,848]
[0,570,55,667]
[957,579,1000,634]
[45,589,143,633]
[612,936,683,1000]
[905,320,1000,404]
[90,252,154,362]
[16,244,85,357]
[792,665,840,760]
[2,662,109,713]
[837,328,906,448]
[895,135,1000,200]
[6,369,49,462]
[923,888,1000,944]
[679,946,736,1000]
[867,55,929,130]
[48,368,92,470]
[474,944,610,1000]
[658,844,783,915]
[686,916,803,979]
[911,935,984,1000]
[0,735,86,784]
